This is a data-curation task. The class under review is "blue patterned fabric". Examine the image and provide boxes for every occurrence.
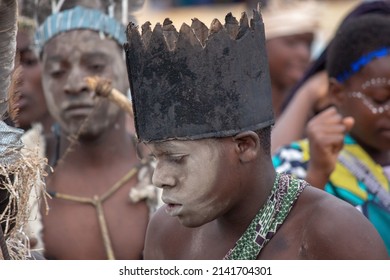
[35,6,126,51]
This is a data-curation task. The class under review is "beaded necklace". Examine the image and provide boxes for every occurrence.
[224,173,307,260]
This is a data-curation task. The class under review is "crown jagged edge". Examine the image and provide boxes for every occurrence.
[126,8,264,52]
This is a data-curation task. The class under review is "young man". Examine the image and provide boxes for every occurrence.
[35,3,158,259]
[125,8,388,259]
[273,14,390,254]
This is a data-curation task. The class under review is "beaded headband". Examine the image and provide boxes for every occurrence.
[34,5,126,52]
[336,47,390,83]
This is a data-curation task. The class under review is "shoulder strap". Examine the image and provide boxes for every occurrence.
[224,173,306,260]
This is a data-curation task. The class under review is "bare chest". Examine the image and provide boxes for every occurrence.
[159,223,239,260]
[42,168,149,260]
[161,210,308,260]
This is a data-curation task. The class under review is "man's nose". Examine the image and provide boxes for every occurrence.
[152,163,176,189]
[63,67,90,96]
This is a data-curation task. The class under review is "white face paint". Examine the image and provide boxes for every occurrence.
[41,30,128,139]
[149,138,240,227]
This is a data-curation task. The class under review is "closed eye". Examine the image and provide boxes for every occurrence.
[369,94,390,105]
[50,69,65,79]
[88,64,105,73]
[166,155,187,164]
[22,57,39,67]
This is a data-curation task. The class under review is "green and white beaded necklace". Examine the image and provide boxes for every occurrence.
[224,173,307,260]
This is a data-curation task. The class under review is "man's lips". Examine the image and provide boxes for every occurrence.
[166,203,180,208]
[164,203,183,216]
[162,197,183,216]
[162,197,181,206]
[63,104,95,118]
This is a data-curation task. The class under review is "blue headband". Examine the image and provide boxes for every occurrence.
[336,47,390,83]
[34,6,126,52]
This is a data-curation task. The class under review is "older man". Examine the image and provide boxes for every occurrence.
[35,1,158,259]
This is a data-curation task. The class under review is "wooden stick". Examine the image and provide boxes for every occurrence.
[85,76,134,118]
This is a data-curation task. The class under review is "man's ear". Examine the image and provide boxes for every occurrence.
[328,77,346,107]
[232,131,260,163]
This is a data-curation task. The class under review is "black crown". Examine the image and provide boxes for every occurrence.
[125,7,274,142]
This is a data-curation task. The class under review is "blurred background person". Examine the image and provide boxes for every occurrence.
[272,13,390,255]
[15,15,54,135]
[271,0,390,153]
[0,0,46,260]
[260,0,320,119]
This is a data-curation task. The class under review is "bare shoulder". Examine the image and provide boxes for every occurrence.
[297,186,388,259]
[144,205,192,259]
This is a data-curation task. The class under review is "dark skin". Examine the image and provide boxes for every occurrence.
[304,56,390,189]
[40,30,149,260]
[144,131,388,259]
[15,30,53,133]
[266,33,314,119]
[15,30,56,170]
[332,56,390,166]
[42,119,149,260]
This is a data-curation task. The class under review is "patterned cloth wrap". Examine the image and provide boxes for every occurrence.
[272,134,390,254]
[224,173,307,260]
